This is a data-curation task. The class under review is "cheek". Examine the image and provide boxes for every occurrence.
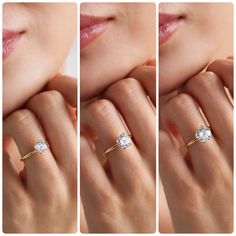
[3,37,61,116]
[159,4,233,95]
[80,7,155,101]
[159,23,221,95]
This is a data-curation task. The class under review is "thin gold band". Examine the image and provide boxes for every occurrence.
[184,137,198,148]
[21,150,37,161]
[104,144,119,155]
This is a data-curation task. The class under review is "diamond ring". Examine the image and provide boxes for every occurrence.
[21,140,49,161]
[185,125,212,148]
[104,133,132,155]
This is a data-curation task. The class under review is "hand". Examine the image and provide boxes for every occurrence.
[47,75,89,232]
[159,58,233,233]
[80,64,156,233]
[3,76,77,233]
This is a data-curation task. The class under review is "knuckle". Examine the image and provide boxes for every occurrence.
[30,90,65,110]
[107,78,142,98]
[6,109,35,127]
[187,71,219,91]
[121,77,141,95]
[166,93,194,114]
[87,99,115,119]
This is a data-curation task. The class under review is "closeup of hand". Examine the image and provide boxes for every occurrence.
[80,64,156,233]
[3,76,77,233]
[159,58,233,233]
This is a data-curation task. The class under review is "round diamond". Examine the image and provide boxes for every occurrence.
[195,125,211,142]
[117,133,132,149]
[34,140,48,154]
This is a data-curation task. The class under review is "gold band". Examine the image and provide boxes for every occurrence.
[184,137,198,148]
[21,150,37,161]
[104,144,119,155]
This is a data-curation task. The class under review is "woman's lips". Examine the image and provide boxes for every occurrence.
[159,13,183,46]
[80,14,111,49]
[3,30,23,61]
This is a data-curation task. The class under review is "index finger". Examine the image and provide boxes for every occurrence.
[47,74,77,107]
[128,65,156,105]
[207,59,233,97]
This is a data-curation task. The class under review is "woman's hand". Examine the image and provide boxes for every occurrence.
[159,58,233,233]
[80,64,156,233]
[3,78,77,233]
[47,75,89,232]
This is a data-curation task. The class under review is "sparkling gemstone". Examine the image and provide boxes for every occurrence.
[117,133,132,149]
[34,140,48,154]
[195,125,211,142]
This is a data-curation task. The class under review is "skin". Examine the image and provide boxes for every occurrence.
[159,3,233,233]
[80,67,156,233]
[3,79,77,233]
[160,60,233,233]
[3,3,77,233]
[159,3,233,96]
[80,3,156,233]
[4,2,233,234]
[80,3,156,101]
[3,2,156,233]
[3,3,77,116]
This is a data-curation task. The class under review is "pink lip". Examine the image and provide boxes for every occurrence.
[80,14,111,49]
[3,30,23,61]
[159,14,183,46]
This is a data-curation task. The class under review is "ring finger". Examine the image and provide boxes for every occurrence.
[81,99,144,195]
[104,78,156,166]
[185,72,233,166]
[3,109,59,195]
[160,93,226,186]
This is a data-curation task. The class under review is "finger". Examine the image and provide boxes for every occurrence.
[160,93,226,186]
[3,136,23,173]
[104,78,156,168]
[80,199,88,233]
[185,72,233,166]
[47,75,77,121]
[26,91,77,173]
[80,135,115,214]
[47,74,77,107]
[207,59,233,97]
[81,99,144,194]
[3,143,24,191]
[159,130,197,206]
[3,150,30,231]
[4,109,58,194]
[128,65,156,104]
